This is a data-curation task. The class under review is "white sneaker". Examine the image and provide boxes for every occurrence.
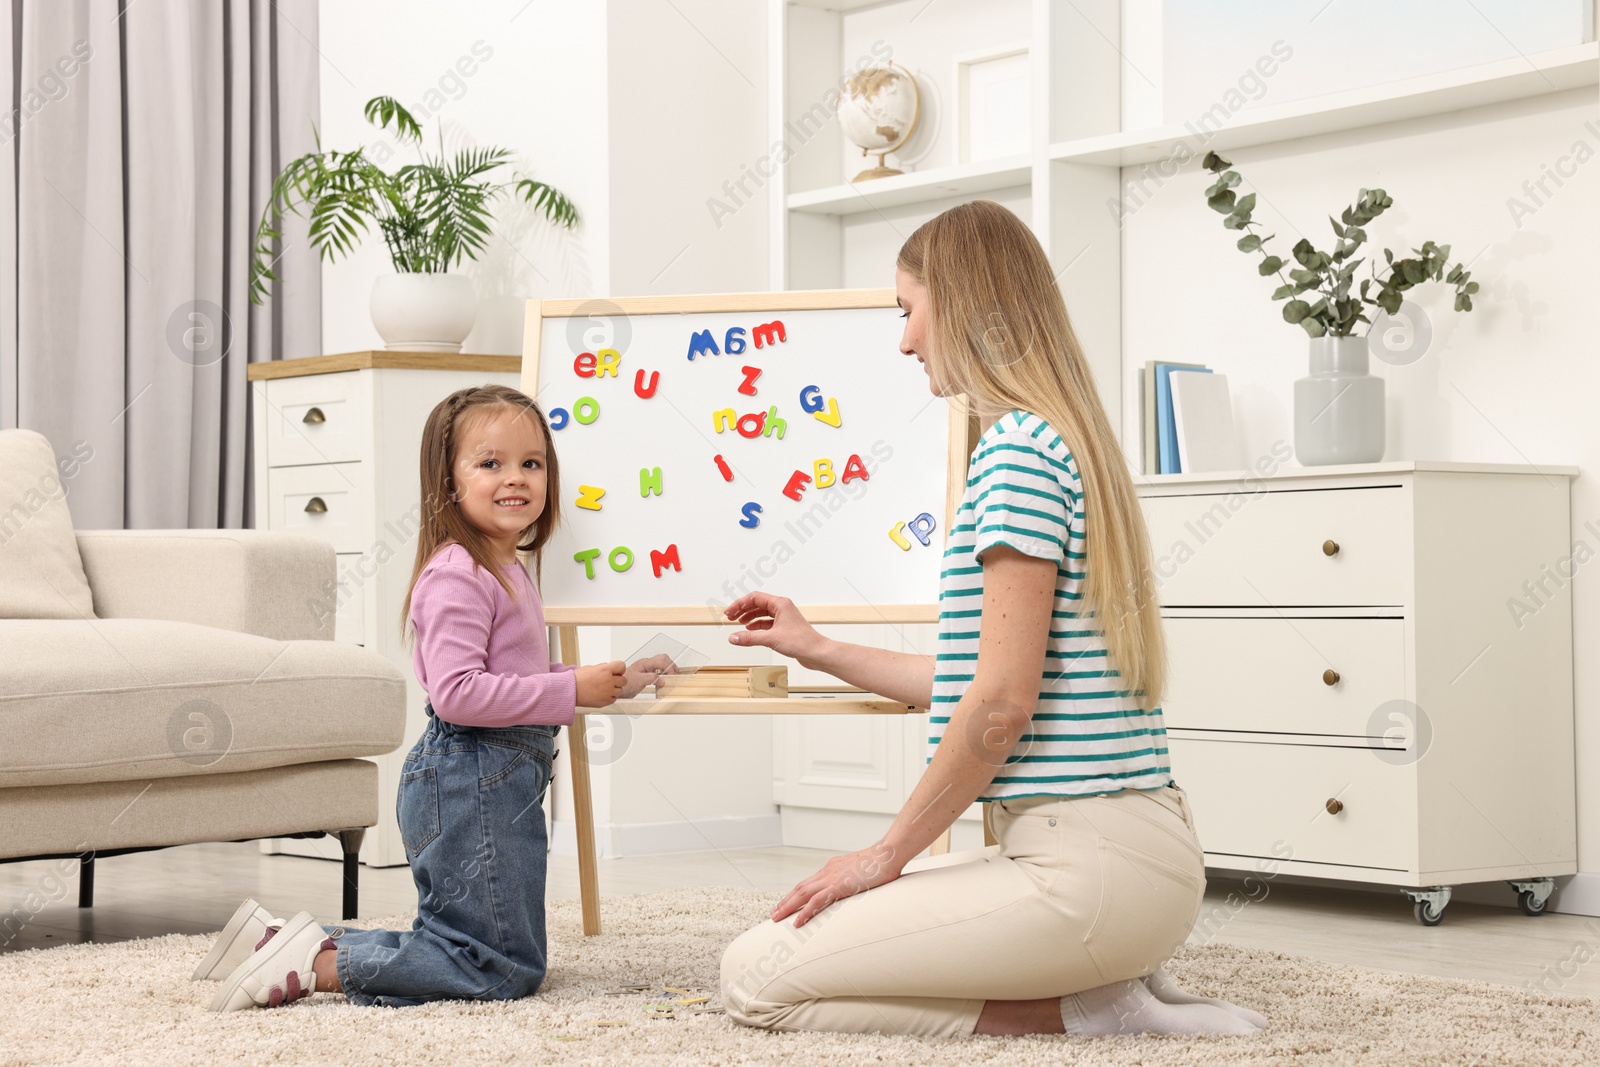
[208,912,336,1012]
[192,898,285,981]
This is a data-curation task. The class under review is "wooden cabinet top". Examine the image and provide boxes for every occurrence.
[247,351,524,381]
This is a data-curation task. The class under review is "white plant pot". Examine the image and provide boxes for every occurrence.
[369,273,478,352]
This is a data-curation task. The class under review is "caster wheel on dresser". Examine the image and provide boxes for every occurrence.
[1413,901,1444,926]
[1517,890,1548,917]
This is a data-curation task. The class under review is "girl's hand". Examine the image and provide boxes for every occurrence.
[574,661,626,707]
[724,592,828,668]
[618,653,677,699]
[770,841,904,928]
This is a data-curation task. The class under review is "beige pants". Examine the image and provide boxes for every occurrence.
[721,785,1206,1037]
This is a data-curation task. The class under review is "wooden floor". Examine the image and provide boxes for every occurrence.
[2,842,1596,998]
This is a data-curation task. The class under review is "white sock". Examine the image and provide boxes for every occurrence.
[1142,967,1269,1029]
[1059,979,1259,1036]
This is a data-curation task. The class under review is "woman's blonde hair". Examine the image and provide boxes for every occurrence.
[400,384,562,648]
[898,200,1166,710]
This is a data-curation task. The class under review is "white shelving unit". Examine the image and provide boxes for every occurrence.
[765,0,1596,853]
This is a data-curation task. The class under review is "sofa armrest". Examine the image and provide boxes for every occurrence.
[75,530,336,641]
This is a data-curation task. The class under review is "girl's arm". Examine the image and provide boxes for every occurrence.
[770,546,1057,926]
[724,592,935,709]
[414,564,578,727]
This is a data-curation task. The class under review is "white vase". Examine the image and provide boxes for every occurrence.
[1292,335,1386,466]
[369,273,478,352]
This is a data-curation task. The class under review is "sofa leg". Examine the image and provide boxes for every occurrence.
[337,828,365,920]
[78,853,95,908]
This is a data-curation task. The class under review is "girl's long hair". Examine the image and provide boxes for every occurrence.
[898,200,1166,710]
[400,384,561,648]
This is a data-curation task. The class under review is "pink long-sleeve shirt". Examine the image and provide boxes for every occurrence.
[409,542,577,728]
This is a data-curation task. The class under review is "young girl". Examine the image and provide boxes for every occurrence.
[719,201,1267,1038]
[201,384,661,1011]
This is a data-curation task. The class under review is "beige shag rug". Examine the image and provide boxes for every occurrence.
[2,886,1596,1066]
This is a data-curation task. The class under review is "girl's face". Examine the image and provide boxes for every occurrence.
[895,267,942,396]
[451,406,548,563]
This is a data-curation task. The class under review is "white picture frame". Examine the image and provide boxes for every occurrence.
[953,43,1030,164]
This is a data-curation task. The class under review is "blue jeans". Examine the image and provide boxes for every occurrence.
[328,704,558,1008]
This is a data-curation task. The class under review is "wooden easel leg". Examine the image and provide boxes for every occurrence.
[983,802,998,847]
[930,828,952,855]
[558,624,602,936]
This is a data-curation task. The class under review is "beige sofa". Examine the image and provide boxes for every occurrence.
[0,428,407,921]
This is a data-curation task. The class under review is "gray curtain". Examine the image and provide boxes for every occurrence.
[0,0,321,530]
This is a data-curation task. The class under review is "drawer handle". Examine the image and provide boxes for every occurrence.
[1322,539,1340,556]
[1323,669,1340,686]
[304,496,329,514]
[1325,798,1344,815]
[303,407,327,424]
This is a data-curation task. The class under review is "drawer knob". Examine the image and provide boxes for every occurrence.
[302,407,327,424]
[1325,798,1344,815]
[304,496,329,514]
[1322,539,1340,556]
[1323,668,1340,686]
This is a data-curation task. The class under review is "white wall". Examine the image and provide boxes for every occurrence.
[317,0,610,356]
[1120,88,1600,894]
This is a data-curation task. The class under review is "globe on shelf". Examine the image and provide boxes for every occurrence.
[837,62,921,182]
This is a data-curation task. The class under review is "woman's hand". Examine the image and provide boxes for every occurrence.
[618,653,677,699]
[771,841,904,928]
[574,661,626,707]
[724,592,830,668]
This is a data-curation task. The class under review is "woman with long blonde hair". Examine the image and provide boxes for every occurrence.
[719,201,1265,1038]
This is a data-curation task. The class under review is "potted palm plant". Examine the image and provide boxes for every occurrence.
[251,96,579,352]
[1201,151,1479,465]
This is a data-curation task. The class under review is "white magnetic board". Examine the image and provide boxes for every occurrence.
[521,290,963,624]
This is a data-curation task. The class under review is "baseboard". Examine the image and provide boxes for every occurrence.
[1549,872,1600,917]
[551,813,782,859]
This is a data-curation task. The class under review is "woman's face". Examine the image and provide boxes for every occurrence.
[895,267,943,396]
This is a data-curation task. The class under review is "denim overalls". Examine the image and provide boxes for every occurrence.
[328,703,559,1008]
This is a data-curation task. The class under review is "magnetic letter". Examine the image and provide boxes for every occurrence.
[686,328,720,360]
[713,454,734,482]
[650,544,682,577]
[634,368,659,398]
[812,458,835,489]
[799,384,823,414]
[548,407,569,430]
[736,410,766,438]
[640,467,663,497]
[908,512,937,546]
[725,327,748,355]
[609,546,634,573]
[739,502,763,528]
[573,397,599,424]
[762,406,786,439]
[782,470,812,501]
[840,454,869,483]
[574,548,601,579]
[887,524,911,551]
[595,348,621,377]
[713,408,736,433]
[752,320,787,349]
[738,365,762,395]
[812,397,842,428]
[573,351,597,378]
[575,485,606,511]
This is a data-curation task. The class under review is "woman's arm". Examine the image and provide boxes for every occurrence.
[724,592,935,709]
[769,546,1059,925]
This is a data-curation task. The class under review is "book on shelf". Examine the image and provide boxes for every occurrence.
[1170,369,1239,474]
[1144,360,1209,474]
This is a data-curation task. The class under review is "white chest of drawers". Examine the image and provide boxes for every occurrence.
[249,352,524,867]
[1136,460,1579,923]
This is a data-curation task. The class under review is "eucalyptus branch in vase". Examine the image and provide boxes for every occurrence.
[1200,151,1478,338]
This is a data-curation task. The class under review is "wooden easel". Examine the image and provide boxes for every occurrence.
[525,290,983,936]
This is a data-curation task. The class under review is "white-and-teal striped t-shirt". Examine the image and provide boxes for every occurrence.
[929,410,1172,800]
